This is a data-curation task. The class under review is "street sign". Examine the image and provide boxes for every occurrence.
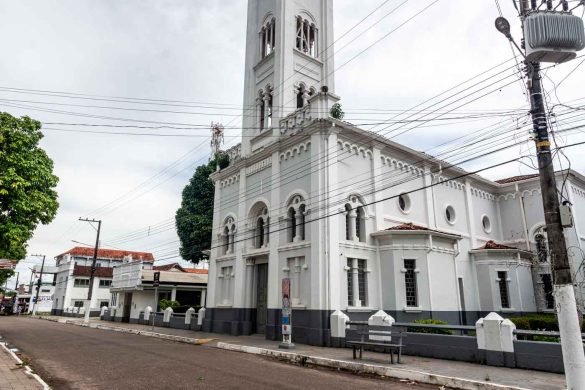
[279,278,294,349]
[153,271,160,287]
[0,259,16,270]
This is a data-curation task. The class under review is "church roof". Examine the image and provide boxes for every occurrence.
[495,174,539,184]
[474,240,517,250]
[386,223,429,231]
[380,223,460,239]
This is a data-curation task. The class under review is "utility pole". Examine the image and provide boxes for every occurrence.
[527,65,585,387]
[495,3,585,388]
[79,218,102,323]
[12,272,19,313]
[31,255,46,316]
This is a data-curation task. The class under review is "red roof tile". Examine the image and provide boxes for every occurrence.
[474,240,517,250]
[152,263,208,274]
[58,247,154,262]
[495,174,539,184]
[72,265,113,278]
[386,223,429,231]
[153,263,183,271]
[184,268,208,274]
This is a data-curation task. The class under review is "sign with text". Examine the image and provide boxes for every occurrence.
[153,271,160,287]
[281,278,291,337]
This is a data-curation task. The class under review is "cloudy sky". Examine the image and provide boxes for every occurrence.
[1,0,584,287]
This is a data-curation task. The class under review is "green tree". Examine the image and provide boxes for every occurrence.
[0,113,59,261]
[330,102,345,120]
[159,299,180,310]
[175,153,229,263]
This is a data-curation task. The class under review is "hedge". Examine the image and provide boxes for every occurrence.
[407,319,452,335]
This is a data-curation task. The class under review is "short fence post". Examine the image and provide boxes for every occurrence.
[144,306,152,324]
[163,307,173,326]
[368,310,394,342]
[330,310,350,347]
[185,307,195,326]
[196,307,206,331]
[476,312,516,367]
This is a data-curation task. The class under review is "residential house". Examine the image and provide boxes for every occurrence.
[52,247,154,317]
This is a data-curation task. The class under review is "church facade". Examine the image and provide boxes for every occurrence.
[202,0,585,346]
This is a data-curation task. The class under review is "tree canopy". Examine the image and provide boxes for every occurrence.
[175,154,228,263]
[0,112,59,261]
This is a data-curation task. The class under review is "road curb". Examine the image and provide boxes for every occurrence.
[215,342,529,390]
[0,340,51,390]
[34,316,206,345]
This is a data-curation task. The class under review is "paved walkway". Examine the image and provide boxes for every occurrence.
[38,315,567,390]
[0,339,44,390]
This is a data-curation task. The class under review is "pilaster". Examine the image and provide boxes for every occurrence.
[464,179,476,248]
[207,179,222,308]
[233,167,248,307]
[267,150,281,309]
[423,166,436,229]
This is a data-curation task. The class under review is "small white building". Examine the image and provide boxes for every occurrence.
[28,264,58,314]
[52,247,154,317]
[109,262,208,323]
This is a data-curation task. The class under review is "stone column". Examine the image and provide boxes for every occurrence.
[351,258,360,307]
[256,97,264,130]
[294,211,303,242]
[263,217,270,248]
[200,289,206,307]
[348,209,357,241]
[228,230,235,254]
[302,90,310,107]
[293,257,302,305]
[171,288,177,302]
[263,92,271,129]
[221,271,228,305]
[245,259,255,307]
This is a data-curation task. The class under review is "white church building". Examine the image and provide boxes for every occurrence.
[203,0,585,346]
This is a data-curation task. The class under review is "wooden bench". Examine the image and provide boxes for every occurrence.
[346,330,406,364]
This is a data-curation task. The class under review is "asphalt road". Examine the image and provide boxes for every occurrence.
[0,317,433,390]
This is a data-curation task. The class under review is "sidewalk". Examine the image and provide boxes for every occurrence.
[38,316,566,390]
[0,339,46,390]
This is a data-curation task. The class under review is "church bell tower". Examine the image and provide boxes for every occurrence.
[241,0,335,156]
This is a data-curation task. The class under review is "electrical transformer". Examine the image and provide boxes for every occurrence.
[524,11,585,63]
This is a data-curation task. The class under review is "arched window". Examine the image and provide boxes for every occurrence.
[296,85,304,109]
[535,233,548,263]
[256,217,265,249]
[260,18,276,58]
[356,206,366,243]
[250,205,269,249]
[287,195,306,243]
[296,16,318,57]
[223,226,230,255]
[258,86,273,131]
[345,204,352,240]
[345,196,367,242]
[220,217,236,255]
[298,204,306,240]
[287,207,296,242]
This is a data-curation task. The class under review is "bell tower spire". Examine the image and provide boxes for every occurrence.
[240,0,335,156]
